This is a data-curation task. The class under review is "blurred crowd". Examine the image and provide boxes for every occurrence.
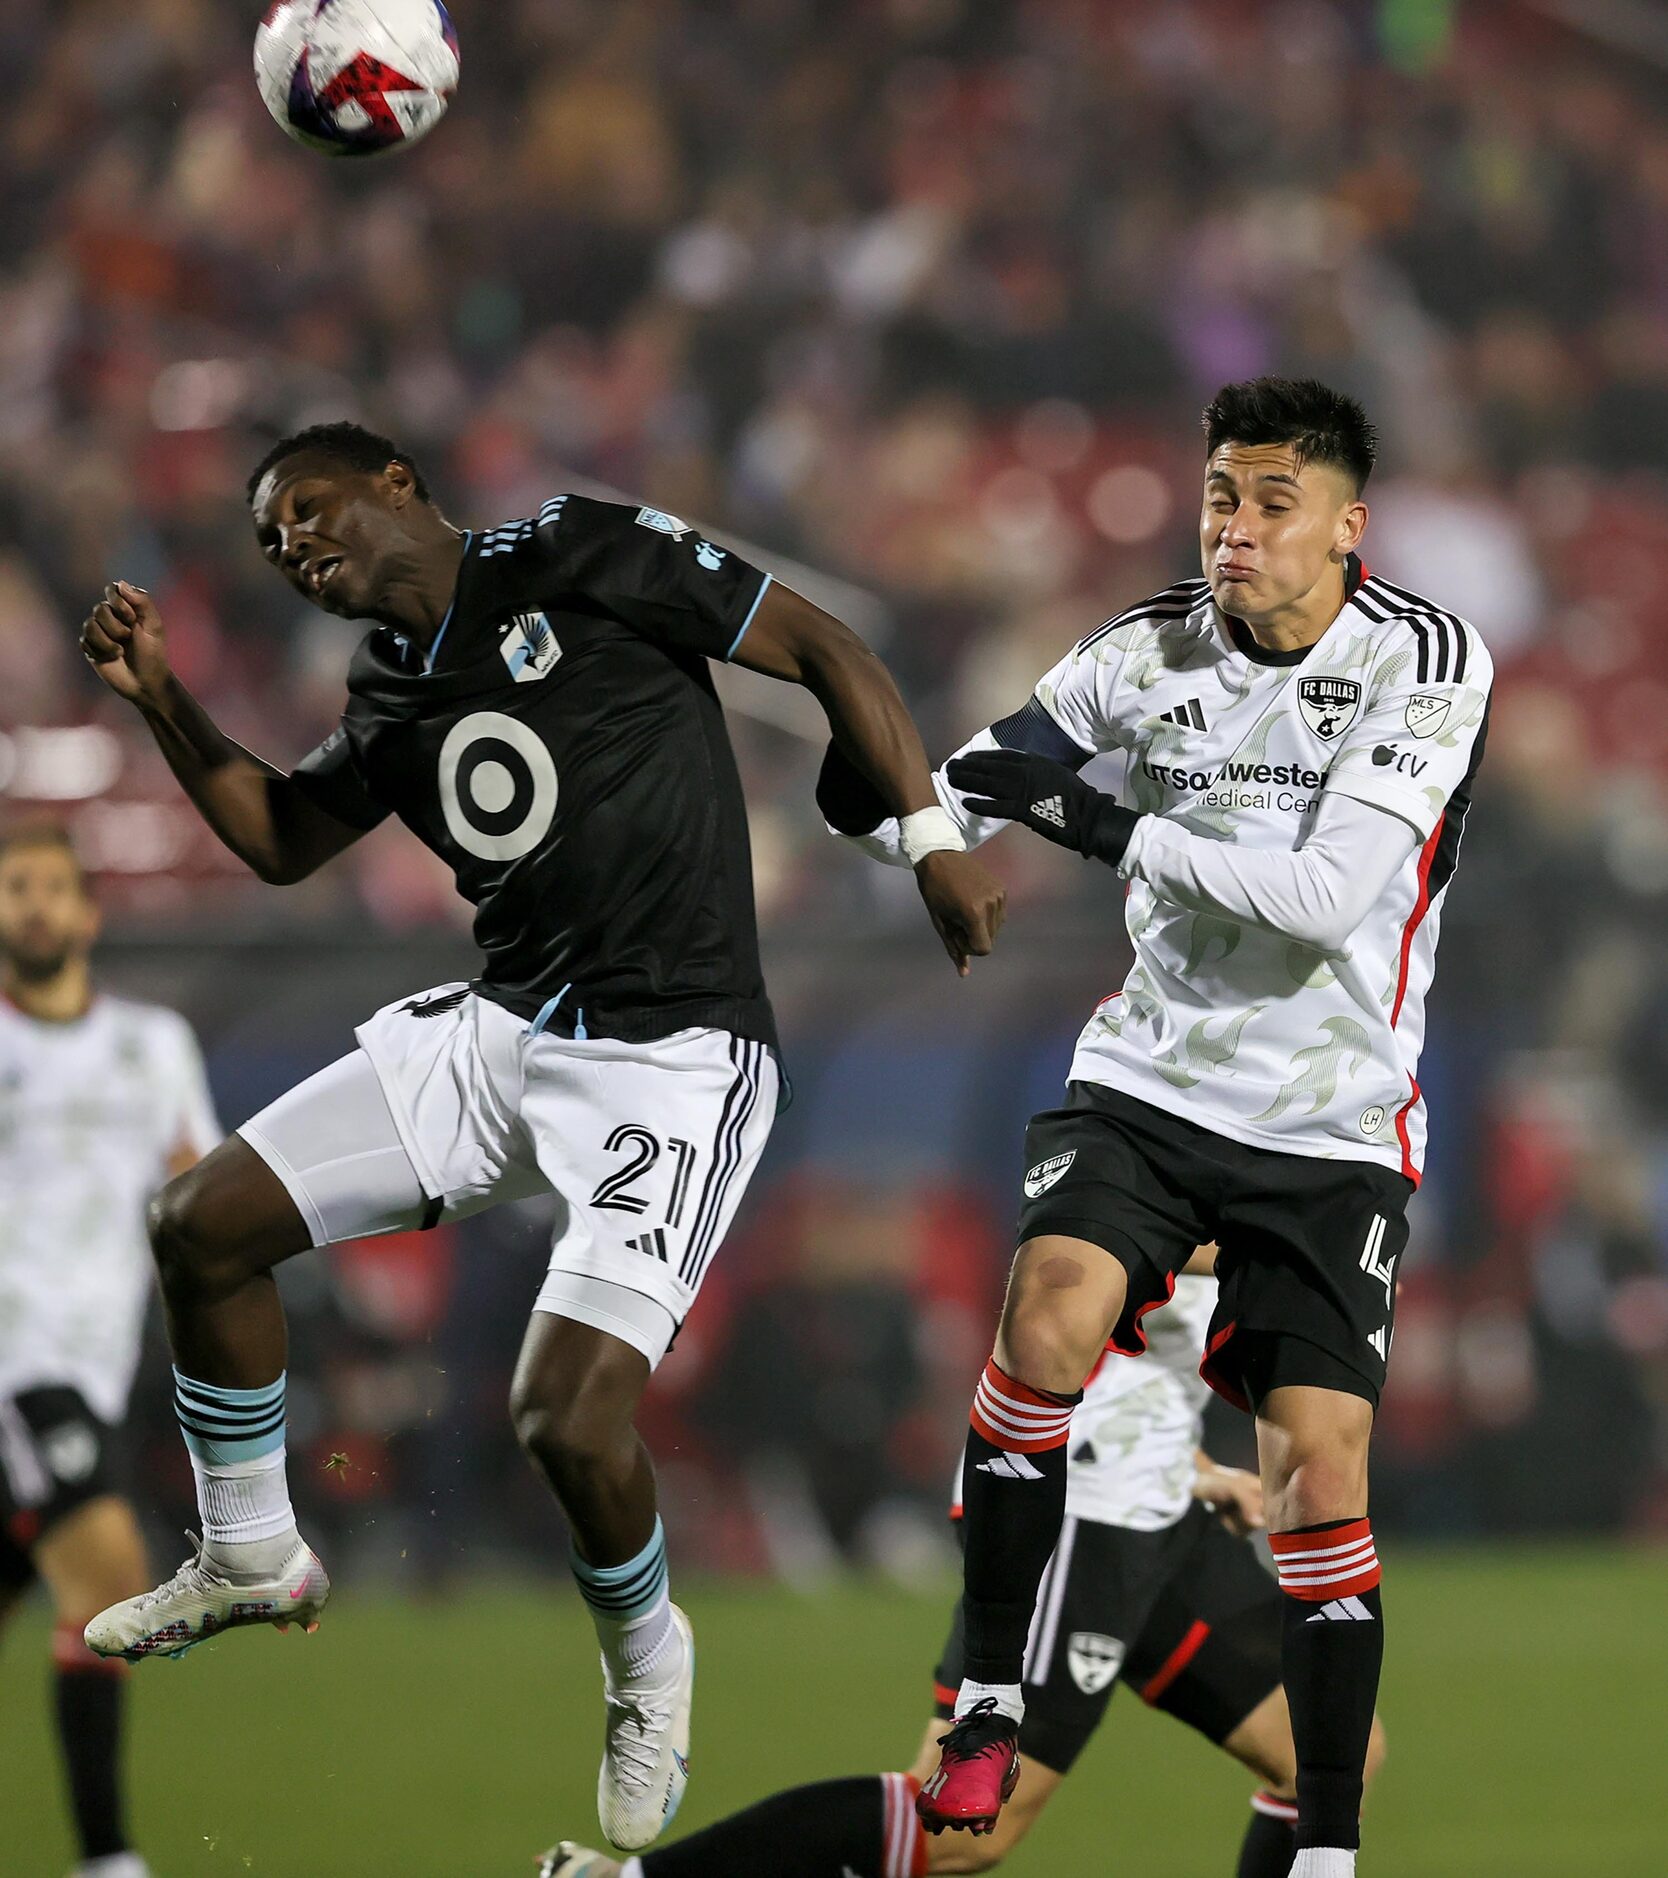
[5,0,1668,1557]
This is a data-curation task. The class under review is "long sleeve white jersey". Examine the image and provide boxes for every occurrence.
[0,995,220,1421]
[854,561,1491,1180]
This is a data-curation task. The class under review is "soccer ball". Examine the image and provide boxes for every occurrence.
[254,1,459,157]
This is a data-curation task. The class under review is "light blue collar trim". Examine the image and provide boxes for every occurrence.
[423,531,473,673]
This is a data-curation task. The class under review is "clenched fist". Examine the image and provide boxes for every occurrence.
[81,582,172,709]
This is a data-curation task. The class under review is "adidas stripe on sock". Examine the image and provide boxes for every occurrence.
[572,1516,676,1680]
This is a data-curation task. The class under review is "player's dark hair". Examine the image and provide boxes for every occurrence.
[245,421,430,504]
[0,821,89,891]
[1201,377,1377,492]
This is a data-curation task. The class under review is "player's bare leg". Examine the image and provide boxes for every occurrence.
[512,1309,694,1851]
[85,1138,328,1662]
[1254,1386,1379,1878]
[27,1497,152,1875]
[918,1235,1127,1835]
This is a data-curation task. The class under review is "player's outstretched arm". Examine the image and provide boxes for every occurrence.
[948,749,1422,955]
[733,583,1007,974]
[80,582,368,885]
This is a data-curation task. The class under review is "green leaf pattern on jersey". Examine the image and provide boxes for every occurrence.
[1153,1003,1265,1088]
[1091,965,1162,1040]
[1251,1016,1373,1121]
[1183,913,1243,975]
[1369,645,1413,699]
[1285,941,1336,988]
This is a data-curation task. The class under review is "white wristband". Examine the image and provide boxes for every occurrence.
[899,806,965,868]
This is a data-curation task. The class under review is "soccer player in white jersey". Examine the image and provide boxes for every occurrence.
[543,1272,1386,1878]
[0,824,219,1878]
[820,379,1490,1875]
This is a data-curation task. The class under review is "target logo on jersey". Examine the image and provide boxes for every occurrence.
[255,0,460,157]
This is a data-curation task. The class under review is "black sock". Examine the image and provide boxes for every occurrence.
[1236,1797,1298,1877]
[959,1358,1078,1687]
[639,1774,920,1878]
[53,1639,128,1861]
[1270,1520,1383,1852]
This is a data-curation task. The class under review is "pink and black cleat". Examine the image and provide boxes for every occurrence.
[914,1697,1021,1836]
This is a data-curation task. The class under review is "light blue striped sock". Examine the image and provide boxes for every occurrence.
[173,1369,286,1465]
[174,1370,296,1558]
[571,1518,676,1679]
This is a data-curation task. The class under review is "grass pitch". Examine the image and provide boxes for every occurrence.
[1,1547,1660,1876]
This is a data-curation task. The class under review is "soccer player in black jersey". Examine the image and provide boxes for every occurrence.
[77,422,1004,1851]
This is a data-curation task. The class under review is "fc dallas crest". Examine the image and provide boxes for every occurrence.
[1296,676,1362,741]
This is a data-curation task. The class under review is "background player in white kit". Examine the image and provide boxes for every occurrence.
[544,1270,1386,1878]
[822,379,1491,1874]
[0,824,218,1878]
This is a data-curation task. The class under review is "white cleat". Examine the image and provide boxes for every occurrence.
[596,1604,695,1851]
[83,1535,330,1663]
[68,1857,152,1878]
[538,1845,621,1878]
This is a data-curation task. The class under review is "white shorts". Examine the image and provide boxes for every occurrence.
[239,984,777,1367]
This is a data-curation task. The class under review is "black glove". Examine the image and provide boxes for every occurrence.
[815,740,891,836]
[946,749,1138,868]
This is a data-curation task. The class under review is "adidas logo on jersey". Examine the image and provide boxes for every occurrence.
[1306,1596,1377,1623]
[1368,1325,1391,1361]
[1032,795,1067,828]
[975,1452,1045,1481]
[1158,698,1208,731]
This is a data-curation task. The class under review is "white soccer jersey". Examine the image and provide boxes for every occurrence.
[0,995,219,1421]
[950,1278,1217,1532]
[855,561,1491,1179]
[1064,1274,1216,1531]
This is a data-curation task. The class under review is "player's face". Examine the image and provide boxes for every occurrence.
[0,845,98,982]
[251,455,411,618]
[1199,443,1366,623]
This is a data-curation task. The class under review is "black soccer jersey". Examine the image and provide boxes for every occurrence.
[290,495,779,1052]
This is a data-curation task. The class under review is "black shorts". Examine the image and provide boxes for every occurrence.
[1016,1082,1413,1409]
[0,1385,124,1590]
[934,1503,1281,1775]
